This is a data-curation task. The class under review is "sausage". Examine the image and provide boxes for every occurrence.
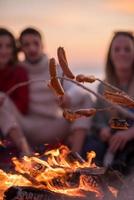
[76,74,96,83]
[104,91,134,107]
[83,75,96,83]
[76,74,85,82]
[50,77,64,96]
[63,109,80,122]
[63,108,96,121]
[49,58,57,78]
[57,47,75,79]
[75,108,96,117]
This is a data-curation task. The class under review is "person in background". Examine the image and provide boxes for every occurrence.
[83,31,134,172]
[0,28,29,115]
[0,94,31,158]
[18,27,92,154]
[0,28,31,169]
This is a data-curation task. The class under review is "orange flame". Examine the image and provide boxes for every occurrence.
[0,145,114,199]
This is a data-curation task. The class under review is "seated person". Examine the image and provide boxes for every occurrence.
[0,93,31,170]
[0,28,31,170]
[83,31,134,173]
[0,28,29,115]
[17,27,92,154]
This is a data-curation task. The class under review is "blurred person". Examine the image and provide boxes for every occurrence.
[0,93,31,170]
[0,28,29,115]
[18,27,92,154]
[0,28,31,168]
[83,31,134,172]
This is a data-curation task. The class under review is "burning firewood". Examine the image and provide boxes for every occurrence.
[3,186,70,200]
[0,144,121,200]
[67,151,85,164]
[10,146,105,197]
[57,47,75,79]
[64,151,105,175]
[75,167,106,176]
[4,186,105,200]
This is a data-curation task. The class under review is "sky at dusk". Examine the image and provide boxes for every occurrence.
[0,0,134,76]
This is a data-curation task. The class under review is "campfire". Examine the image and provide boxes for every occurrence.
[0,145,118,200]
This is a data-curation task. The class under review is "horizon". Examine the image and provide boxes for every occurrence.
[0,0,134,72]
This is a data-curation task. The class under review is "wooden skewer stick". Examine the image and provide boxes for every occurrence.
[4,77,134,120]
[58,76,134,120]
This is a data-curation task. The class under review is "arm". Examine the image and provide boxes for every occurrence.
[70,92,93,154]
[13,67,29,115]
[109,127,134,153]
[8,127,32,156]
[69,128,87,154]
[92,83,110,130]
[91,83,112,141]
[0,96,31,156]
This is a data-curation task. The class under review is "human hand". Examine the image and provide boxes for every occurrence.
[109,130,131,153]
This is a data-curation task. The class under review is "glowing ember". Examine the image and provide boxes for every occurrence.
[0,140,5,147]
[0,145,116,199]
